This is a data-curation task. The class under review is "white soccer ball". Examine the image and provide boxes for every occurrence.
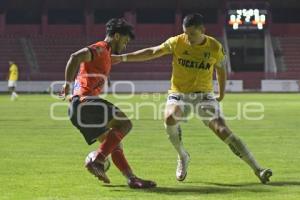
[85,151,111,172]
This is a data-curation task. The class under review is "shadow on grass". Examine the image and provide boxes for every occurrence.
[200,182,260,187]
[107,185,270,195]
[102,180,300,194]
[199,181,300,188]
[143,186,234,195]
[102,184,128,192]
[268,181,300,187]
[103,184,128,188]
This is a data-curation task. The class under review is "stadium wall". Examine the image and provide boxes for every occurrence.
[4,80,299,93]
[0,80,244,93]
[261,80,300,92]
[1,80,298,93]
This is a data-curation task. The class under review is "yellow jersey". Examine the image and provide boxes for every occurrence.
[160,34,225,93]
[9,64,18,81]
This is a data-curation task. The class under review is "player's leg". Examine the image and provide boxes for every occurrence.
[8,81,18,100]
[94,133,134,181]
[85,110,131,184]
[95,114,156,188]
[107,113,156,188]
[164,95,190,181]
[96,110,132,160]
[110,142,156,188]
[69,97,129,183]
[12,89,18,98]
[208,117,272,184]
[196,96,272,184]
[8,81,15,100]
[110,143,133,178]
[208,117,261,168]
[8,86,13,95]
[83,101,156,188]
[10,87,16,100]
[164,103,187,158]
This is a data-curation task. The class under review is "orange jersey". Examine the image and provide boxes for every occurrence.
[73,41,111,98]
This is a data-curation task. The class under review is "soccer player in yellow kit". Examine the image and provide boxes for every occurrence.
[7,61,19,101]
[113,13,272,184]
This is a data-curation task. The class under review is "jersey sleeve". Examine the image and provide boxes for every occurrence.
[160,36,179,53]
[10,65,16,73]
[215,44,226,68]
[88,43,105,60]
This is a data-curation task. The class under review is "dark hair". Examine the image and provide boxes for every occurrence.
[183,13,204,28]
[106,18,135,39]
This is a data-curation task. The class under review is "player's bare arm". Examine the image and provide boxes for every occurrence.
[215,61,227,102]
[62,48,92,98]
[7,67,12,81]
[65,48,92,83]
[111,45,170,63]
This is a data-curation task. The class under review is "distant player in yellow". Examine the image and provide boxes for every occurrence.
[7,61,19,100]
[113,13,272,184]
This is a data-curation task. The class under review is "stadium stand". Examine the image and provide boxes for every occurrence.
[0,36,28,80]
[278,37,300,72]
[28,36,172,81]
[0,0,299,91]
[29,36,87,80]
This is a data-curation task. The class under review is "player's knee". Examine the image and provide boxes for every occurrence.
[164,114,177,126]
[112,143,123,153]
[218,126,228,135]
[165,116,176,126]
[122,120,132,134]
[215,125,231,139]
[112,119,132,135]
[209,119,231,139]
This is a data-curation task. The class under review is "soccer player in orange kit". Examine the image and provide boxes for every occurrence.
[61,18,156,189]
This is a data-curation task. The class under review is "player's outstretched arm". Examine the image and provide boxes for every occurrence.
[7,66,12,80]
[112,45,170,64]
[61,48,92,98]
[65,48,92,83]
[215,62,227,102]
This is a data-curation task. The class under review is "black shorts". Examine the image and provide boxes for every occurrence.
[69,96,121,145]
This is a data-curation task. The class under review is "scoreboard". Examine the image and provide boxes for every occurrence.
[227,9,267,30]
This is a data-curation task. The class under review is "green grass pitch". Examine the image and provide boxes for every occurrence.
[0,93,300,200]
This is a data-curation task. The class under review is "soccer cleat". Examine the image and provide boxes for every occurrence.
[255,168,273,184]
[127,176,157,189]
[85,151,110,184]
[176,152,190,181]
